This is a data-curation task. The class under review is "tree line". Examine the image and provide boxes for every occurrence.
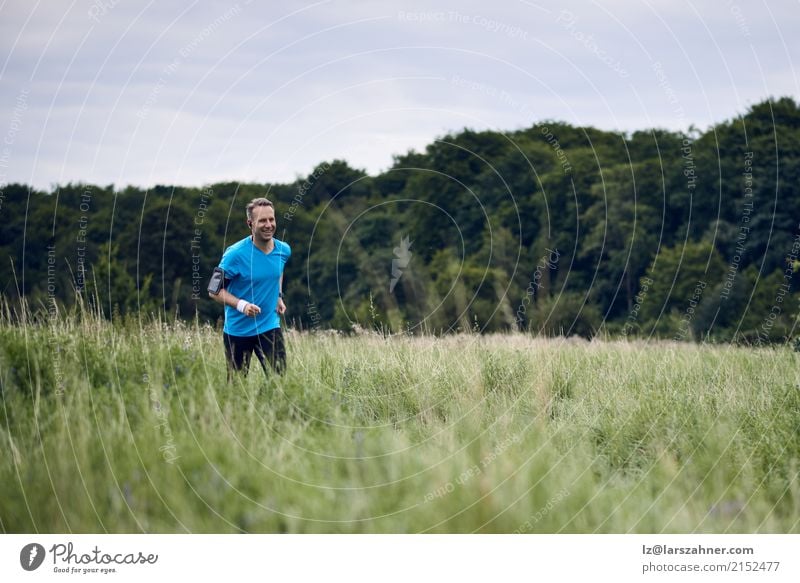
[1,97,799,343]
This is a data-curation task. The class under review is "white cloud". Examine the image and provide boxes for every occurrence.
[1,0,797,190]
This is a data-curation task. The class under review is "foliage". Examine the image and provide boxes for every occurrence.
[2,97,800,342]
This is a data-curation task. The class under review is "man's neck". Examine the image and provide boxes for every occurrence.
[252,236,274,254]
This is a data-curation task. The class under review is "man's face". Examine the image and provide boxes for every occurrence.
[250,205,276,243]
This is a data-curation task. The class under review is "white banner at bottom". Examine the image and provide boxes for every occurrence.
[1,534,797,582]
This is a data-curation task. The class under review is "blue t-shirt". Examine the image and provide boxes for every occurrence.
[219,236,291,336]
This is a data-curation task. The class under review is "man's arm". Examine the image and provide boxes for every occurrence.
[276,274,286,315]
[209,287,261,317]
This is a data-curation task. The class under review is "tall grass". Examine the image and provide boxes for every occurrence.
[0,304,798,533]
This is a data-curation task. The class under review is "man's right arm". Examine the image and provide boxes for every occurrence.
[209,288,262,317]
[208,287,235,307]
[208,257,259,317]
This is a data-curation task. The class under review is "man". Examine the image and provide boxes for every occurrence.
[208,197,290,378]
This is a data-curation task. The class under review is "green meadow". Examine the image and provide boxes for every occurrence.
[1,313,798,533]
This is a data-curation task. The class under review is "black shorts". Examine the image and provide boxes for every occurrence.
[223,328,286,377]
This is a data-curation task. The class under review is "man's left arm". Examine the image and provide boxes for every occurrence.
[276,274,286,315]
[277,243,290,315]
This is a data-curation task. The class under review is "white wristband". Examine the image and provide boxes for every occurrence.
[236,299,249,313]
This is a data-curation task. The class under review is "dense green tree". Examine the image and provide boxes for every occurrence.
[1,97,799,342]
[638,241,727,336]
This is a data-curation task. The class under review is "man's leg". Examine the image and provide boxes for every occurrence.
[253,328,286,375]
[223,332,254,381]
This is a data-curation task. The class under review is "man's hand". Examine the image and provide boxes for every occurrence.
[244,303,262,317]
[236,298,262,317]
[277,297,286,315]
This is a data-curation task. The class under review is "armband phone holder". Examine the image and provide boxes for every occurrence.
[207,267,224,295]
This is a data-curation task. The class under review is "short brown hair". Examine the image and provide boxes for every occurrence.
[246,197,274,221]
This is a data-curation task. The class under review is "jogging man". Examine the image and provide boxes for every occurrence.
[208,198,291,377]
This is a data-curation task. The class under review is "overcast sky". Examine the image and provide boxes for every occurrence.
[1,0,798,191]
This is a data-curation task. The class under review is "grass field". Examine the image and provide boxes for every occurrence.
[1,313,798,533]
